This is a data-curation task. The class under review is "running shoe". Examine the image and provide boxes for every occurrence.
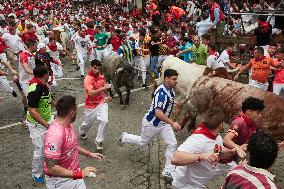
[80,134,88,139]
[162,171,173,182]
[117,132,127,146]
[32,174,45,185]
[95,141,103,150]
[141,84,148,90]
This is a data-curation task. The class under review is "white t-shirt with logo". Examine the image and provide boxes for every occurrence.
[173,134,224,188]
[73,36,89,54]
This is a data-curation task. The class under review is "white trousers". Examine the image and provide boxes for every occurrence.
[96,48,107,62]
[273,83,284,96]
[26,121,47,178]
[249,79,269,91]
[143,55,150,68]
[79,103,108,143]
[20,81,29,96]
[158,55,167,68]
[77,51,88,76]
[46,176,86,189]
[89,49,97,61]
[51,61,63,78]
[0,75,13,93]
[135,56,147,84]
[60,32,67,49]
[122,119,177,174]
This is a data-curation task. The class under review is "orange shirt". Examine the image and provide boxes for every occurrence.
[84,71,106,109]
[247,56,278,83]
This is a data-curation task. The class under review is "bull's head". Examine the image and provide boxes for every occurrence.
[116,65,135,89]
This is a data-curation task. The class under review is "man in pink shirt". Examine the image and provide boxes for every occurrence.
[79,59,111,150]
[273,48,284,96]
[44,96,105,189]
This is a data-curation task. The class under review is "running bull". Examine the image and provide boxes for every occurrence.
[101,55,139,106]
[155,56,284,140]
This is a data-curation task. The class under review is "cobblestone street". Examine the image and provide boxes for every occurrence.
[0,60,283,189]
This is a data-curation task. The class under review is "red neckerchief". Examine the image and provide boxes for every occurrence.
[239,112,257,130]
[88,70,94,77]
[48,43,57,51]
[209,50,217,56]
[29,77,48,88]
[192,122,218,140]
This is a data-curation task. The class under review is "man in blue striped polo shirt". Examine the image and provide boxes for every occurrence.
[118,69,181,180]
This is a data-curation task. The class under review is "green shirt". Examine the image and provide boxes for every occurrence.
[94,32,110,49]
[191,44,208,65]
[27,82,52,124]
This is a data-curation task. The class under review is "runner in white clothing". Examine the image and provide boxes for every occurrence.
[134,35,148,89]
[172,107,238,189]
[118,69,181,180]
[47,37,74,78]
[2,25,26,66]
[18,40,37,113]
[73,28,90,78]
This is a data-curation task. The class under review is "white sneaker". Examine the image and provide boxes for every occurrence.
[117,132,127,146]
[162,171,173,181]
[95,141,103,150]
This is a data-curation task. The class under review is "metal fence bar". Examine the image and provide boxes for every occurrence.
[230,12,284,16]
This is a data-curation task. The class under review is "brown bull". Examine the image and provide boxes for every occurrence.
[179,76,284,140]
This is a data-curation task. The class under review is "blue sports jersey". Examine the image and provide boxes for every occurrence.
[145,84,175,126]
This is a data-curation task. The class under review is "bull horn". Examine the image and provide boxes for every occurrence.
[116,67,124,73]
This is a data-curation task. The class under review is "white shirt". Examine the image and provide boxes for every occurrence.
[216,50,230,70]
[73,35,89,54]
[196,20,212,37]
[36,25,47,37]
[18,51,35,83]
[207,52,223,70]
[173,134,224,188]
[2,32,25,53]
[33,7,39,16]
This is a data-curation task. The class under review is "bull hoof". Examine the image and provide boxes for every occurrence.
[121,105,126,110]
